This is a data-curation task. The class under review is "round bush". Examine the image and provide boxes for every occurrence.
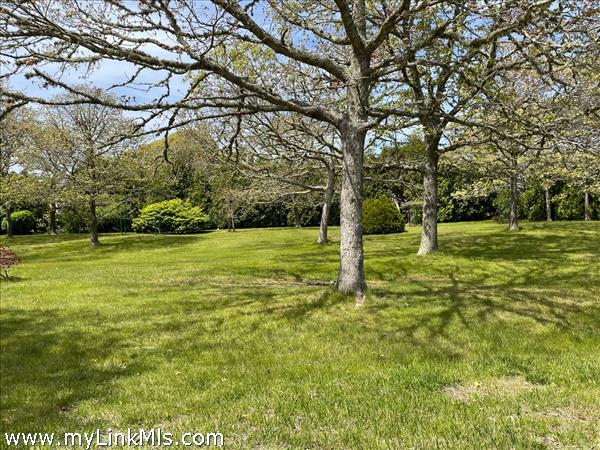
[362,197,405,234]
[1,210,38,234]
[132,199,209,234]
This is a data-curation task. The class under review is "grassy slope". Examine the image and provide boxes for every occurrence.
[1,221,599,449]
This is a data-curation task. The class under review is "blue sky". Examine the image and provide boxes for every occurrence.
[9,59,190,106]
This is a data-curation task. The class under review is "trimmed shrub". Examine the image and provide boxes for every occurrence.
[1,210,38,234]
[132,199,209,234]
[362,197,405,234]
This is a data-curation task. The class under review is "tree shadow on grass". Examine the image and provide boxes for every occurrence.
[257,288,348,321]
[368,263,600,351]
[15,234,206,264]
[443,228,599,262]
[0,275,26,283]
[0,308,149,431]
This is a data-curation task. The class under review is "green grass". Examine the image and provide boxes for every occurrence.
[1,221,599,449]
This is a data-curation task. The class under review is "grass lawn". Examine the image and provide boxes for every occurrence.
[1,221,599,448]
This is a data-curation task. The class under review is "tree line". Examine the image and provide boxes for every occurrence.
[1,1,598,303]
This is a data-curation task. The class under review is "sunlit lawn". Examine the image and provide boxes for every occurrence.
[1,221,599,448]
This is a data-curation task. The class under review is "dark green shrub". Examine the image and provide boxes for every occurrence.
[437,174,497,222]
[520,188,546,221]
[555,186,585,220]
[132,199,209,234]
[58,206,87,233]
[1,210,38,234]
[97,203,138,232]
[362,197,405,234]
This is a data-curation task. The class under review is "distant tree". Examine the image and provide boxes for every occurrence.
[365,134,424,223]
[29,92,137,245]
[0,107,32,237]
[210,114,341,243]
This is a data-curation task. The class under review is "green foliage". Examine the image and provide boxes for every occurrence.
[97,202,139,233]
[406,202,423,226]
[58,206,88,233]
[132,199,209,234]
[520,188,546,221]
[555,186,587,220]
[362,197,405,234]
[437,174,497,223]
[1,210,39,234]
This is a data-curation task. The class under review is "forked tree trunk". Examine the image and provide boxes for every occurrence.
[227,212,236,232]
[48,202,58,234]
[5,207,13,238]
[318,167,335,244]
[545,187,552,222]
[417,136,441,255]
[584,191,591,221]
[508,174,519,231]
[292,193,301,228]
[89,196,99,245]
[337,125,367,298]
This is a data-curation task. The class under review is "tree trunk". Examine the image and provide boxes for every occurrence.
[417,137,440,255]
[584,191,591,221]
[292,193,301,228]
[337,125,367,297]
[5,207,13,238]
[48,202,58,234]
[545,187,552,222]
[508,174,519,231]
[337,0,369,303]
[230,213,236,232]
[318,167,335,244]
[88,196,99,245]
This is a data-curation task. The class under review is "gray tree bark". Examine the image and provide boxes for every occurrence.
[318,167,335,244]
[336,0,369,301]
[584,191,591,221]
[417,135,441,255]
[5,207,13,238]
[337,124,367,298]
[508,174,519,231]
[545,187,552,222]
[88,196,99,245]
[48,202,58,234]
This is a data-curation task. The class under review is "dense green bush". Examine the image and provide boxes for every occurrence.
[520,188,547,221]
[97,202,139,233]
[437,174,497,223]
[132,199,209,234]
[362,197,405,234]
[58,206,87,233]
[554,186,587,220]
[1,210,39,234]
